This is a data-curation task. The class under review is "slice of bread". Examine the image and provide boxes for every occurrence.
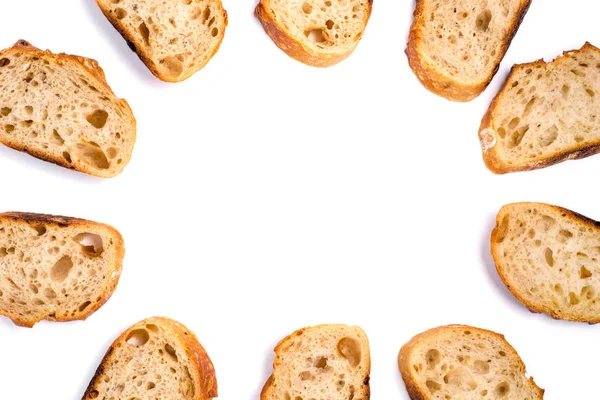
[96,0,227,82]
[407,0,531,101]
[83,317,217,400]
[255,0,373,67]
[0,212,124,328]
[492,202,600,322]
[479,43,600,173]
[0,40,136,178]
[399,325,544,400]
[261,324,370,400]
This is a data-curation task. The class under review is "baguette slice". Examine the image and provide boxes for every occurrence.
[261,324,370,400]
[480,43,600,173]
[492,202,600,322]
[407,0,531,101]
[399,325,544,400]
[0,212,124,327]
[0,40,136,178]
[255,0,373,67]
[83,317,217,400]
[96,0,227,82]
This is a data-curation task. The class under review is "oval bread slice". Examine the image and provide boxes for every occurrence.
[0,40,136,178]
[261,324,370,400]
[407,0,531,101]
[82,317,217,400]
[492,202,600,322]
[480,42,600,173]
[96,0,228,82]
[0,212,124,327]
[255,0,373,67]
[398,325,544,400]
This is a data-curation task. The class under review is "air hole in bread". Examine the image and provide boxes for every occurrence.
[25,105,33,115]
[426,380,441,392]
[426,349,441,369]
[306,29,326,43]
[582,285,595,300]
[88,389,99,398]
[299,371,315,381]
[443,366,477,391]
[139,22,150,45]
[569,292,580,305]
[191,7,202,19]
[202,7,211,24]
[0,58,10,67]
[1,107,11,116]
[32,225,46,236]
[44,287,57,299]
[75,142,110,169]
[86,109,109,129]
[52,129,65,145]
[73,233,104,256]
[315,356,328,369]
[571,69,585,77]
[553,283,563,294]
[337,337,361,367]
[507,125,529,148]
[146,382,156,390]
[326,20,335,30]
[558,229,573,243]
[63,151,72,163]
[115,8,127,19]
[495,215,510,243]
[79,301,92,312]
[523,97,537,117]
[4,124,15,133]
[51,255,74,282]
[211,28,219,37]
[107,147,118,159]
[475,9,492,32]
[544,248,554,267]
[126,328,150,347]
[495,382,510,397]
[587,89,595,97]
[302,2,312,13]
[165,343,178,361]
[580,266,592,279]
[160,56,184,78]
[473,360,490,375]
[146,323,159,333]
[539,124,558,147]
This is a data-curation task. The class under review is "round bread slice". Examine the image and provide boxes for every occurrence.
[492,202,600,322]
[399,325,544,400]
[0,212,124,327]
[261,324,370,400]
[96,0,228,82]
[255,0,373,67]
[0,40,136,178]
[82,317,217,400]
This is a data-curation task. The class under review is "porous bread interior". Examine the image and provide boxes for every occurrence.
[0,217,120,325]
[494,203,600,320]
[98,0,226,80]
[488,44,600,166]
[266,0,370,53]
[416,0,526,84]
[85,320,199,399]
[265,325,369,400]
[406,327,540,399]
[0,49,134,176]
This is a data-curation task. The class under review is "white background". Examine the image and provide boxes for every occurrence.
[0,1,598,399]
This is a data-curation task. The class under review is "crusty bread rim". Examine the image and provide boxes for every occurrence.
[0,40,136,178]
[260,324,371,400]
[491,202,600,322]
[95,1,228,82]
[406,0,532,102]
[0,212,125,328]
[479,42,600,174]
[398,324,544,400]
[255,0,373,68]
[82,316,217,400]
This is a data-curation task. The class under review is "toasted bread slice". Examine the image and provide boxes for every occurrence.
[407,0,531,101]
[96,0,227,82]
[261,324,370,400]
[479,43,600,173]
[255,0,373,67]
[0,40,136,178]
[491,202,600,322]
[399,325,544,400]
[83,317,217,400]
[0,212,124,328]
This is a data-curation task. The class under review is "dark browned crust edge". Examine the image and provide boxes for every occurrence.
[82,317,217,400]
[406,0,531,102]
[95,0,228,83]
[0,40,136,178]
[260,324,371,400]
[255,0,373,68]
[479,42,600,174]
[0,212,125,328]
[398,324,545,399]
[491,202,600,323]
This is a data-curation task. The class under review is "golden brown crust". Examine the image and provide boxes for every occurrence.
[82,317,217,400]
[261,324,371,400]
[491,202,600,322]
[95,1,228,83]
[255,0,373,68]
[406,0,531,102]
[480,42,600,173]
[0,212,124,327]
[0,40,136,178]
[398,325,544,400]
